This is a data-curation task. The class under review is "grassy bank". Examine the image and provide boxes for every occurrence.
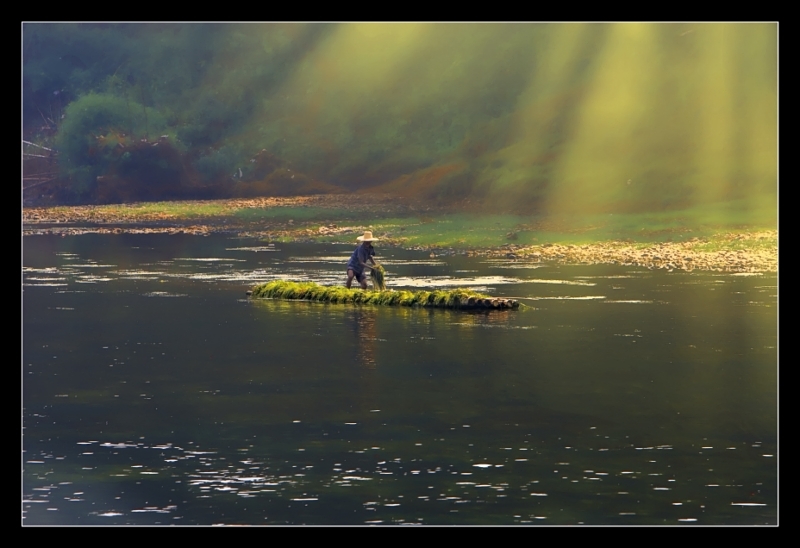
[23,195,777,272]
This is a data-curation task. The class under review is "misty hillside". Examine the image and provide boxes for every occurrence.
[23,23,777,218]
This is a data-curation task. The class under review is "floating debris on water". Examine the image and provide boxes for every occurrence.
[226,247,278,252]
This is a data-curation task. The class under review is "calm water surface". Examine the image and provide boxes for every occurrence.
[22,234,777,525]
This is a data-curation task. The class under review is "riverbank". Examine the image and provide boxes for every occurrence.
[23,195,777,273]
[481,233,777,273]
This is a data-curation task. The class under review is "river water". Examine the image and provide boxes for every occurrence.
[22,233,777,525]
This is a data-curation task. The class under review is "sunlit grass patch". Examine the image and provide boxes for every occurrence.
[94,201,230,219]
[372,214,533,248]
[364,208,775,249]
[246,204,778,254]
[233,206,362,223]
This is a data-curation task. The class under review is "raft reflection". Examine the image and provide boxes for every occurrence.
[352,307,379,369]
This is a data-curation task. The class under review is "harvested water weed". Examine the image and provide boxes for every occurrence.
[249,281,521,310]
[369,264,387,291]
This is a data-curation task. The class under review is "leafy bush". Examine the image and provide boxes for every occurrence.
[192,143,247,183]
[56,92,173,195]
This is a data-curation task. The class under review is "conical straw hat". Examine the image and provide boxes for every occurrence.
[357,231,379,242]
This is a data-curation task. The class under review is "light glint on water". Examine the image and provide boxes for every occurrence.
[22,235,777,524]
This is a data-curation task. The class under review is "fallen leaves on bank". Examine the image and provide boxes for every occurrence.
[23,197,776,274]
[482,233,777,273]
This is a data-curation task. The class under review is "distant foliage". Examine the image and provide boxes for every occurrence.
[24,23,777,214]
[55,92,172,195]
[192,144,245,183]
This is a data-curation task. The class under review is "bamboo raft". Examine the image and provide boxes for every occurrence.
[247,281,521,310]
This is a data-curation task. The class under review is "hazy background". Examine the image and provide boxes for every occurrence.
[23,23,777,221]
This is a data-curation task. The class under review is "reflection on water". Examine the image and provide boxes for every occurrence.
[453,312,531,331]
[22,234,777,525]
[353,309,379,370]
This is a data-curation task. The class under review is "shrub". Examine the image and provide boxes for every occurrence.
[55,92,173,196]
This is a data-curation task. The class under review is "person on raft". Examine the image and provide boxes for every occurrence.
[346,231,380,289]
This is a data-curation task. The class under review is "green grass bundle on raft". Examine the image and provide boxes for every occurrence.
[369,264,387,291]
[249,281,521,309]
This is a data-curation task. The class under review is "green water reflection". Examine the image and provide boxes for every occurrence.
[23,235,776,524]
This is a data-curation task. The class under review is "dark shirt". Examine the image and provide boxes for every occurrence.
[347,243,375,274]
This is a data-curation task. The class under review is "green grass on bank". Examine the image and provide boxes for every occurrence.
[34,197,776,251]
[313,199,776,249]
[79,201,231,218]
[232,206,377,223]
